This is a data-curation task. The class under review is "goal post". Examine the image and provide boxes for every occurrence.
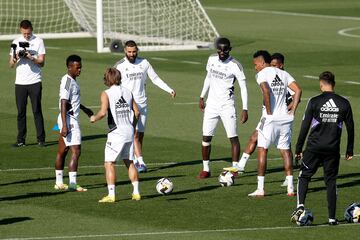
[0,0,219,52]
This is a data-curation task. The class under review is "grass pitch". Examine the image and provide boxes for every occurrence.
[0,0,360,239]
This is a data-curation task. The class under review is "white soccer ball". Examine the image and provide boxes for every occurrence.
[218,170,234,187]
[344,202,360,223]
[296,209,314,226]
[156,177,174,195]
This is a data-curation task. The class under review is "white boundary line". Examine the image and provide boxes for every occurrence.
[1,155,358,172]
[303,75,318,79]
[345,81,360,85]
[180,60,201,65]
[204,7,360,21]
[49,106,100,110]
[338,27,360,38]
[2,224,359,240]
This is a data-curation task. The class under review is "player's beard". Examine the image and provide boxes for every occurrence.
[126,54,137,63]
[218,52,229,62]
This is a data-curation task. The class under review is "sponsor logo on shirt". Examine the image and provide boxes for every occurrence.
[320,99,339,123]
[320,99,339,112]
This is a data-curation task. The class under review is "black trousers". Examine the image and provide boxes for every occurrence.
[15,82,45,143]
[297,150,340,219]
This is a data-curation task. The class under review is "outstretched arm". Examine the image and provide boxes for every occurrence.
[80,104,94,118]
[90,91,109,123]
[147,63,175,97]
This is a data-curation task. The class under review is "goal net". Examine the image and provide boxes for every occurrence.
[0,0,219,52]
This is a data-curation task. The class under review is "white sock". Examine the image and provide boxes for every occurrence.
[232,161,238,167]
[257,176,265,190]
[107,184,115,197]
[69,171,77,185]
[286,175,294,191]
[132,181,140,195]
[297,203,304,208]
[203,160,210,172]
[137,156,145,165]
[55,170,64,185]
[238,153,250,169]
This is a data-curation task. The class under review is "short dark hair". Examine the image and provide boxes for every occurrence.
[103,68,121,87]
[253,50,271,64]
[124,40,138,48]
[20,20,33,30]
[319,71,335,87]
[271,53,285,64]
[66,55,82,67]
[215,37,231,49]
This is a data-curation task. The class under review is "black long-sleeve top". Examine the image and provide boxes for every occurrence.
[296,91,354,155]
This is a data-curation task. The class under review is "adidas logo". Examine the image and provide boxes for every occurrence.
[321,98,339,112]
[271,74,284,87]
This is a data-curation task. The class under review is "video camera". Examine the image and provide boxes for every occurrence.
[18,41,30,58]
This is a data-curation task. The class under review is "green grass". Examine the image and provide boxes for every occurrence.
[1,0,360,239]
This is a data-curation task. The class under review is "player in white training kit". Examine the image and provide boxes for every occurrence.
[198,37,248,179]
[236,53,299,188]
[54,55,93,192]
[114,40,176,173]
[248,50,301,197]
[91,68,140,202]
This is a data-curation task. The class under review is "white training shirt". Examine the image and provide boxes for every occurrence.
[256,67,295,119]
[10,34,45,85]
[59,74,81,121]
[115,57,173,105]
[200,54,248,110]
[105,85,134,142]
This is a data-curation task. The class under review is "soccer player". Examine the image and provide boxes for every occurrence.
[248,50,301,197]
[114,40,176,173]
[291,71,354,226]
[9,20,46,147]
[235,53,297,187]
[91,68,141,202]
[198,37,248,179]
[54,55,93,192]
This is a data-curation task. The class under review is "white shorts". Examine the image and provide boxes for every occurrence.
[57,114,81,146]
[257,115,293,150]
[202,105,237,138]
[136,102,147,132]
[105,132,134,162]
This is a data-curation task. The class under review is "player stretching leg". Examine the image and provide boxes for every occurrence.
[198,37,248,179]
[91,68,140,202]
[54,55,93,192]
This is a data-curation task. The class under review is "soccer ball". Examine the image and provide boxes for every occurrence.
[296,209,314,226]
[218,170,234,187]
[344,202,360,223]
[156,178,174,195]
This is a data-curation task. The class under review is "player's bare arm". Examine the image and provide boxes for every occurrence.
[90,91,109,123]
[132,99,140,129]
[60,99,69,137]
[259,82,272,115]
[80,104,94,118]
[199,97,205,112]
[240,110,248,124]
[288,82,302,115]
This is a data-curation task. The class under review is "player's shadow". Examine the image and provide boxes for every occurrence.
[82,134,107,141]
[0,172,101,187]
[0,191,67,202]
[84,174,186,190]
[0,217,33,225]
[143,185,219,200]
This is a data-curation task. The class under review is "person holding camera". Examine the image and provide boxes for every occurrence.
[9,20,46,147]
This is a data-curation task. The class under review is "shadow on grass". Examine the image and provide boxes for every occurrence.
[0,172,102,187]
[0,191,67,202]
[143,185,219,200]
[0,217,33,225]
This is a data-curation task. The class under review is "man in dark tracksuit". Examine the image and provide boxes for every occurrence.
[291,71,354,225]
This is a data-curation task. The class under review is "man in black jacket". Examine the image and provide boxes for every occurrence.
[291,71,354,225]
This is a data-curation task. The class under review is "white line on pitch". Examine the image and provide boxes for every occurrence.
[75,49,96,53]
[1,155,358,172]
[345,81,360,85]
[2,224,359,240]
[303,75,318,79]
[205,7,360,21]
[180,61,201,65]
[338,27,360,38]
[174,102,198,105]
[151,57,168,61]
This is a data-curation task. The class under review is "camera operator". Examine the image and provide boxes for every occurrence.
[9,19,46,147]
